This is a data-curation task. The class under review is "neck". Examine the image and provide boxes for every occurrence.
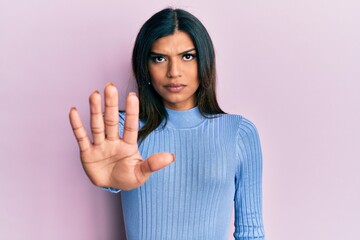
[164,106,205,129]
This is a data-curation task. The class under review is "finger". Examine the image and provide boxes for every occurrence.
[89,90,105,145]
[123,92,139,144]
[69,107,91,152]
[138,153,175,179]
[104,83,119,141]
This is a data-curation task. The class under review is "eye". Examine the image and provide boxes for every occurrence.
[151,56,166,63]
[183,54,196,61]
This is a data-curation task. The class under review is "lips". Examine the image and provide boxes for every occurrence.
[164,83,186,93]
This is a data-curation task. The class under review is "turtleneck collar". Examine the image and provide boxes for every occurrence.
[164,106,205,129]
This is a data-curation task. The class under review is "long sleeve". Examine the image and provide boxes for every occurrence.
[234,117,265,239]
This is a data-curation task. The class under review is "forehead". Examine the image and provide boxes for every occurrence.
[151,31,195,53]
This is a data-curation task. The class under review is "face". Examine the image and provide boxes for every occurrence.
[148,31,199,110]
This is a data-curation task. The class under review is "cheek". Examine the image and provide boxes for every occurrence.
[148,64,166,83]
[148,64,155,79]
[189,62,198,79]
[191,66,199,86]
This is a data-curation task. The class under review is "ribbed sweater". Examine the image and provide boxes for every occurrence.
[106,106,264,240]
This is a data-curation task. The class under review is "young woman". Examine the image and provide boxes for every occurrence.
[69,8,265,240]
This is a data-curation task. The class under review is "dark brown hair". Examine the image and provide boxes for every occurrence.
[132,8,225,141]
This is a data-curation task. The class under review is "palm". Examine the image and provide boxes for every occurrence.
[69,84,174,191]
[80,137,142,190]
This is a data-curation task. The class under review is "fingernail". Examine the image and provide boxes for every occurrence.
[129,92,136,96]
[171,153,176,162]
[93,90,100,94]
[70,106,77,111]
[106,82,114,87]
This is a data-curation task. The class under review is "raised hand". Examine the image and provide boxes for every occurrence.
[69,83,175,191]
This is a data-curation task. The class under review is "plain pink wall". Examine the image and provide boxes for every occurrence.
[1,0,359,239]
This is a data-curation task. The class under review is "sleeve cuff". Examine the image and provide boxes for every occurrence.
[101,187,121,193]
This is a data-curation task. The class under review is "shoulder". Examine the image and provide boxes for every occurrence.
[237,115,259,135]
[207,113,242,124]
[212,113,258,130]
[213,113,260,141]
[233,114,261,147]
[205,113,259,139]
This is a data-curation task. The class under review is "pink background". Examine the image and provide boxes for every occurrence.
[1,0,359,239]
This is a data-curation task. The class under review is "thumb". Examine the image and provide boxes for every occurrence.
[139,152,175,179]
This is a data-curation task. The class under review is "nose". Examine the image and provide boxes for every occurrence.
[167,60,182,78]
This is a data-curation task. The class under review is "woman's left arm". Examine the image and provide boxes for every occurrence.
[234,117,265,240]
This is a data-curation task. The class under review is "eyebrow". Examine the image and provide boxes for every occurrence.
[149,48,196,56]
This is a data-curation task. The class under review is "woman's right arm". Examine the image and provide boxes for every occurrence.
[69,83,175,191]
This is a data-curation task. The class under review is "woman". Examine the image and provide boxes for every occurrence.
[69,8,264,240]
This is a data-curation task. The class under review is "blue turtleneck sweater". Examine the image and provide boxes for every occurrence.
[105,107,264,240]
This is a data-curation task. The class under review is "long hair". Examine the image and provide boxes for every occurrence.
[132,8,225,141]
